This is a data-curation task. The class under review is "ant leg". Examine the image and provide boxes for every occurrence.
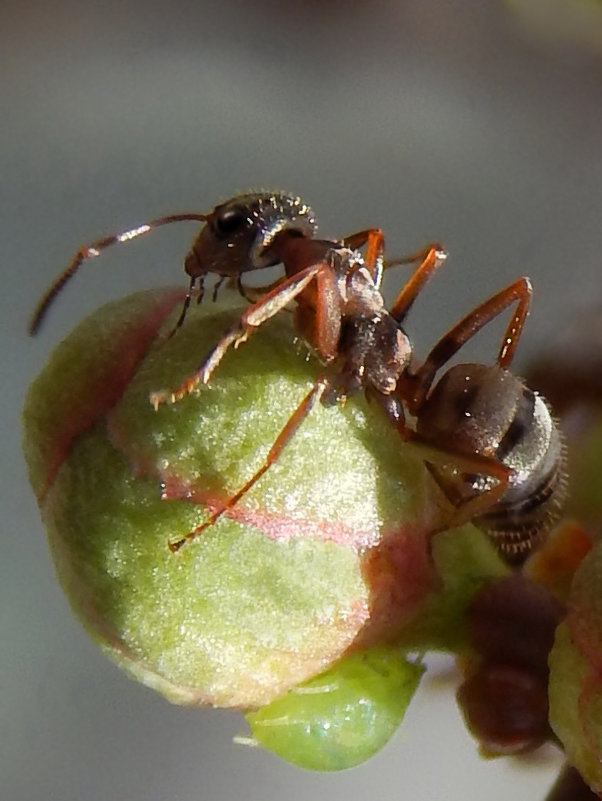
[407,277,532,412]
[169,376,330,551]
[164,276,201,340]
[409,431,513,527]
[495,278,532,367]
[29,212,209,335]
[228,274,288,303]
[374,390,511,483]
[150,261,325,408]
[386,244,448,324]
[341,229,385,285]
[312,257,345,361]
[211,275,227,302]
[373,390,512,528]
[235,274,252,301]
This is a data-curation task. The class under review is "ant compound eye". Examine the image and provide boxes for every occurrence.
[213,205,247,238]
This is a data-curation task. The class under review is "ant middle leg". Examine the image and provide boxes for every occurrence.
[168,376,330,551]
[165,276,203,339]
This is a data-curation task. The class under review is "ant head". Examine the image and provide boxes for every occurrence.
[186,192,317,278]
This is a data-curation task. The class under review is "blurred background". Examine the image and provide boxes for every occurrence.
[5,0,602,798]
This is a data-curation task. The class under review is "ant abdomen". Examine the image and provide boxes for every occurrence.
[416,363,567,563]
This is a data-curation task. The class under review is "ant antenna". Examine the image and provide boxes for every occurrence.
[29,213,208,335]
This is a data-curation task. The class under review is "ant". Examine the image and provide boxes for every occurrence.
[30,191,567,562]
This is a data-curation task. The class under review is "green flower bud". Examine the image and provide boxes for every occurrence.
[23,288,439,706]
[23,287,511,768]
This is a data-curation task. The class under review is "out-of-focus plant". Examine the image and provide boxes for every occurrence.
[507,0,602,51]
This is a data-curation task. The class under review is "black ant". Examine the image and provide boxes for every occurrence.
[30,191,567,562]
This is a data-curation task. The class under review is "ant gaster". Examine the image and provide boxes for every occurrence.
[30,192,567,562]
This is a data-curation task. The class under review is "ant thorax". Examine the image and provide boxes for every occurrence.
[336,311,413,398]
[324,247,413,398]
[337,250,386,310]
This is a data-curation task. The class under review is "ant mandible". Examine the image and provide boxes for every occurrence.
[30,192,567,563]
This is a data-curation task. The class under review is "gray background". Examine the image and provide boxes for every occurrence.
[4,1,602,799]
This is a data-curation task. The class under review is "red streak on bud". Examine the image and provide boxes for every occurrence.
[358,528,435,644]
[158,477,434,642]
[38,289,185,503]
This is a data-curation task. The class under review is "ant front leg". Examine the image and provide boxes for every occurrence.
[406,277,533,413]
[169,376,330,551]
[150,261,325,409]
[164,276,201,339]
[225,274,288,304]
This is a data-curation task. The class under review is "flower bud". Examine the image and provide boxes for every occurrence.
[24,287,439,709]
